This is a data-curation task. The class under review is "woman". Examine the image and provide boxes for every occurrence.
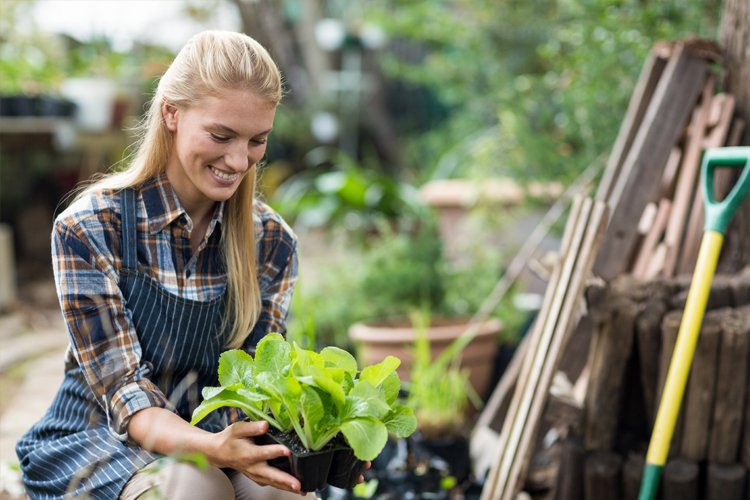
[16,31,307,499]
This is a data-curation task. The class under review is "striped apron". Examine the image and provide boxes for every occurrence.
[17,188,229,499]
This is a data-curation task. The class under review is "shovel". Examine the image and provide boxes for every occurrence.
[638,146,750,499]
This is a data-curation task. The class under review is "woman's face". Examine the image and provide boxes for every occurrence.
[162,88,276,215]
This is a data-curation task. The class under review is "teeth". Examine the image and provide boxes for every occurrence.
[210,166,238,181]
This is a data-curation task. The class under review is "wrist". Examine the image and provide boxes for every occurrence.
[192,429,223,467]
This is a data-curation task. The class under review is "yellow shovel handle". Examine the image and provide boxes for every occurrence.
[645,230,723,465]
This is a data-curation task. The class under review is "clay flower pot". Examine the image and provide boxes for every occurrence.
[348,317,502,399]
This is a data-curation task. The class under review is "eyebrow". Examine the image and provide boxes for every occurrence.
[210,123,273,136]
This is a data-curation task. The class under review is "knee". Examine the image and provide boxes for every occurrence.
[158,462,234,499]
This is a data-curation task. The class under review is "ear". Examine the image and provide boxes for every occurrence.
[162,101,178,132]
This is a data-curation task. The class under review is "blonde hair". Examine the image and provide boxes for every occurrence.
[78,30,282,349]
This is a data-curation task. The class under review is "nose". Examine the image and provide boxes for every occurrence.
[224,142,250,172]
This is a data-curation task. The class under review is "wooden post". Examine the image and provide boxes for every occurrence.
[706,463,746,500]
[634,280,671,424]
[736,305,750,469]
[554,438,585,500]
[708,308,750,464]
[584,451,622,500]
[679,310,722,461]
[622,452,645,500]
[730,272,750,306]
[584,284,638,451]
[662,458,699,500]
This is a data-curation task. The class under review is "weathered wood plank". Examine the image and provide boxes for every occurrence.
[596,43,671,202]
[663,76,714,277]
[594,43,708,280]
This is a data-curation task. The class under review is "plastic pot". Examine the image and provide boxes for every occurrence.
[326,446,366,490]
[255,429,342,492]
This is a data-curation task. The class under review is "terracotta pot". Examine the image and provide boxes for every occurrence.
[348,317,502,399]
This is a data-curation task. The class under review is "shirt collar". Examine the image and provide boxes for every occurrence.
[141,173,225,236]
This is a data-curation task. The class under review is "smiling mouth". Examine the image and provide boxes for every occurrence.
[210,166,239,182]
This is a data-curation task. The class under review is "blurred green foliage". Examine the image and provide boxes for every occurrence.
[0,1,174,95]
[272,149,423,234]
[366,0,721,184]
[286,215,529,350]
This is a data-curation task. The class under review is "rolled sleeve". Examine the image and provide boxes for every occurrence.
[54,218,170,440]
[107,378,173,439]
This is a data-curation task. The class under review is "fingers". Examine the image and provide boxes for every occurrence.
[245,464,305,495]
[230,420,269,437]
[253,443,292,462]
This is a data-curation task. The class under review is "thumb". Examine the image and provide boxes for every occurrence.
[231,419,269,437]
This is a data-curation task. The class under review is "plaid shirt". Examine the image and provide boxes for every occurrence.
[52,173,298,435]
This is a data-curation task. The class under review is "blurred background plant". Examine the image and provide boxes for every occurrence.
[1,0,721,356]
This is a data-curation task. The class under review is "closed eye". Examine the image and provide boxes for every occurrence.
[210,133,231,143]
[251,137,267,146]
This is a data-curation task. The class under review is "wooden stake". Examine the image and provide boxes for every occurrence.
[632,198,672,279]
[662,458,699,500]
[583,451,622,500]
[584,283,638,451]
[480,196,586,500]
[706,463,746,500]
[708,308,750,464]
[634,280,671,425]
[622,452,646,500]
[679,311,722,461]
[503,201,608,500]
[662,76,715,277]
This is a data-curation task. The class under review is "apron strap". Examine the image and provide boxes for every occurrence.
[120,188,138,271]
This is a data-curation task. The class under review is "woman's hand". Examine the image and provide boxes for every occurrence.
[129,409,305,495]
[357,461,372,484]
[207,420,305,495]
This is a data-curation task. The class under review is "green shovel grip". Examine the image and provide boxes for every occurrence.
[702,146,750,235]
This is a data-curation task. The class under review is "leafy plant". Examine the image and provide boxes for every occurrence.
[405,313,482,438]
[359,219,446,321]
[273,150,422,234]
[190,333,417,461]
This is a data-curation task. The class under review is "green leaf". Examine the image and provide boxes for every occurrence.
[308,365,346,409]
[383,405,418,438]
[217,350,255,387]
[340,417,388,461]
[254,333,291,375]
[190,388,269,426]
[320,346,359,373]
[344,380,391,420]
[353,479,379,499]
[379,371,401,405]
[192,333,415,459]
[359,356,401,388]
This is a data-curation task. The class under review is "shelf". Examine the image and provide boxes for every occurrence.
[0,117,75,135]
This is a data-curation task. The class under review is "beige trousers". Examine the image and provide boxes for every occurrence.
[120,459,316,499]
